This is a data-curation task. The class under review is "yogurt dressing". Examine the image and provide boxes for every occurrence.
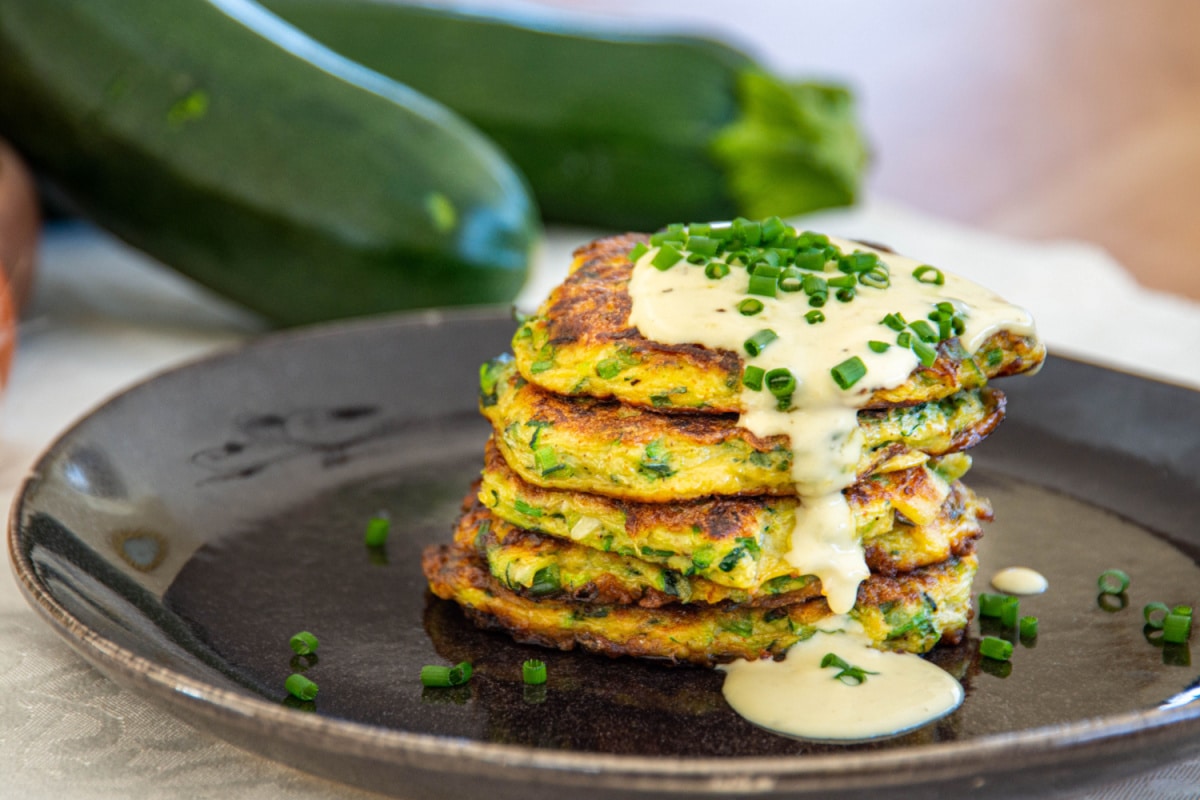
[628,229,1036,739]
[719,616,964,740]
[992,566,1049,595]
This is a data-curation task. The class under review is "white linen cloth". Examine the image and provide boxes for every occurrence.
[2,201,1198,799]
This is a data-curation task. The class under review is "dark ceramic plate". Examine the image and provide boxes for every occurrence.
[9,309,1200,799]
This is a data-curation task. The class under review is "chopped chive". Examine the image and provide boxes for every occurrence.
[747,273,778,297]
[686,252,709,266]
[1174,605,1194,617]
[744,329,778,356]
[913,265,945,285]
[778,267,805,292]
[820,653,852,671]
[831,356,867,389]
[1098,569,1130,594]
[421,661,473,687]
[649,230,684,247]
[651,244,683,270]
[737,298,764,316]
[688,222,712,237]
[868,340,890,353]
[935,301,955,314]
[534,445,560,474]
[805,310,825,324]
[858,268,890,289]
[704,261,730,280]
[910,337,938,367]
[761,216,787,243]
[909,320,939,343]
[1019,616,1039,638]
[595,358,622,379]
[980,636,1013,661]
[793,249,826,271]
[742,365,765,391]
[522,659,547,685]
[751,262,782,278]
[1000,596,1020,628]
[627,242,649,262]
[835,287,856,303]
[1163,613,1192,644]
[513,499,542,518]
[808,293,828,308]
[364,515,390,547]
[764,368,796,398]
[896,331,912,348]
[289,631,319,656]
[1144,602,1171,629]
[881,312,907,332]
[687,235,720,257]
[978,593,1007,618]
[285,673,319,701]
[802,274,828,296]
[827,274,856,290]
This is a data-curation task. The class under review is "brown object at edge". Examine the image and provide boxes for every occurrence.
[0,136,40,392]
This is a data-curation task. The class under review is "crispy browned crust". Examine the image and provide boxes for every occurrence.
[420,539,973,665]
[485,360,1007,501]
[515,233,1045,413]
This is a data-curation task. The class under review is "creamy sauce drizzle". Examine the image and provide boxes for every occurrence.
[991,566,1049,595]
[719,617,963,740]
[628,230,1037,739]
[629,234,1036,613]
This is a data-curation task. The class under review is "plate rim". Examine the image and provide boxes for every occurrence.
[9,306,1200,791]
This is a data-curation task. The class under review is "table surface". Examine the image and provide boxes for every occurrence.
[4,3,1200,798]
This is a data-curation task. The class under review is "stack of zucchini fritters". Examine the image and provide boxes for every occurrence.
[422,233,1045,666]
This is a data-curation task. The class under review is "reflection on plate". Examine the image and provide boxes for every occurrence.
[9,309,1200,799]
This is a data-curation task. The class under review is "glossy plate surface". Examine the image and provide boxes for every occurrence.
[10,309,1200,798]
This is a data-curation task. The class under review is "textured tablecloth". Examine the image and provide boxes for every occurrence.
[3,201,1199,799]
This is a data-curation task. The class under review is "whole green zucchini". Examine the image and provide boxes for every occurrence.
[0,0,539,325]
[261,0,869,230]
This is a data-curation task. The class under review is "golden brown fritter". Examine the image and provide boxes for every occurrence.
[478,440,987,591]
[481,357,1005,502]
[511,234,1045,413]
[421,538,976,665]
[458,494,984,609]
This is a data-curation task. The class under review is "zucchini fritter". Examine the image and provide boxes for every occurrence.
[421,539,976,665]
[482,357,1005,502]
[460,495,985,608]
[512,234,1045,413]
[479,439,986,590]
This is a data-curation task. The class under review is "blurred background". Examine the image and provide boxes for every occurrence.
[544,0,1200,300]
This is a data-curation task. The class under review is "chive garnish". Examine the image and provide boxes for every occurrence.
[980,636,1013,661]
[522,659,547,685]
[910,337,938,367]
[819,652,877,685]
[805,310,825,324]
[978,593,1007,618]
[747,273,778,298]
[364,515,390,547]
[881,312,907,331]
[868,340,890,353]
[627,242,649,262]
[1175,605,1194,617]
[1144,602,1170,629]
[909,320,939,343]
[737,298,764,316]
[705,261,730,280]
[830,356,867,389]
[1000,596,1020,628]
[289,631,319,656]
[421,661,473,687]
[744,329,778,356]
[778,267,804,292]
[742,365,765,391]
[764,368,796,398]
[1019,616,1039,638]
[1163,613,1192,644]
[285,673,319,701]
[912,265,945,285]
[858,268,890,289]
[651,244,683,270]
[1098,569,1131,594]
[688,235,720,257]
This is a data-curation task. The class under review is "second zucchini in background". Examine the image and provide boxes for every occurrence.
[262,0,870,230]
